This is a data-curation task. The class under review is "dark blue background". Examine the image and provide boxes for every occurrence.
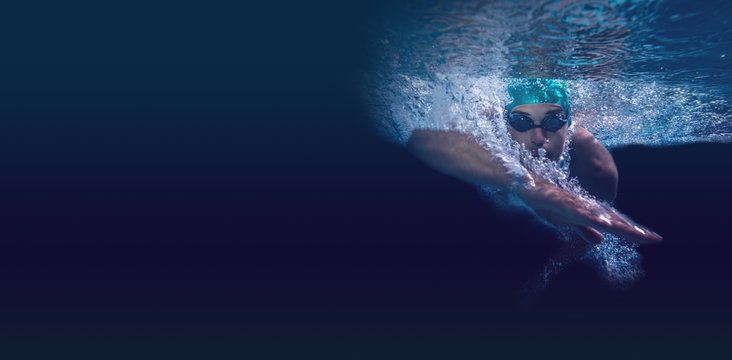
[0,2,730,357]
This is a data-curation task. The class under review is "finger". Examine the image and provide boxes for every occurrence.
[536,210,604,245]
[535,201,658,245]
[573,225,604,245]
[604,208,662,244]
[588,207,662,244]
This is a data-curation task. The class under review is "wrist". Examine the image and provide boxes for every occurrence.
[513,174,556,208]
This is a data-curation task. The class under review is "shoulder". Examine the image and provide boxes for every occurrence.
[569,126,613,167]
[568,126,618,202]
[570,126,597,149]
[570,126,611,161]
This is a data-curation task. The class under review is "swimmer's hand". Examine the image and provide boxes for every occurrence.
[516,176,663,245]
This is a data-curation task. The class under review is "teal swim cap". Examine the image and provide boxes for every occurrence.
[505,78,571,125]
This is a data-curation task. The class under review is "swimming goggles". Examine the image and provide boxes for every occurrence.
[505,111,567,132]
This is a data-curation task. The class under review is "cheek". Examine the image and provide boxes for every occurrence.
[547,132,567,152]
[508,130,531,146]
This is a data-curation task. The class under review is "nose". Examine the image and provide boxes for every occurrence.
[530,128,547,148]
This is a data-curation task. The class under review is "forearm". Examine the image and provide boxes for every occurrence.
[406,129,519,190]
[405,129,660,244]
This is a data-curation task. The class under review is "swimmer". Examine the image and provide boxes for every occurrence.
[406,78,662,245]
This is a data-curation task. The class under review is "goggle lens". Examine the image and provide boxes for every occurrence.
[506,112,567,132]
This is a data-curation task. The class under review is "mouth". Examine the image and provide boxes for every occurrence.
[530,147,554,160]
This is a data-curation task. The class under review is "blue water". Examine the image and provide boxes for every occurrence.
[368,0,731,146]
[365,0,732,293]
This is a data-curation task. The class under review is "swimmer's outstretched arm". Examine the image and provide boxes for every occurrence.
[407,129,517,190]
[407,129,661,245]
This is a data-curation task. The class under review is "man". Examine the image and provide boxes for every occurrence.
[406,78,661,245]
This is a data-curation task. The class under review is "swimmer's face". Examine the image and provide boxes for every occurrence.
[507,103,568,161]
